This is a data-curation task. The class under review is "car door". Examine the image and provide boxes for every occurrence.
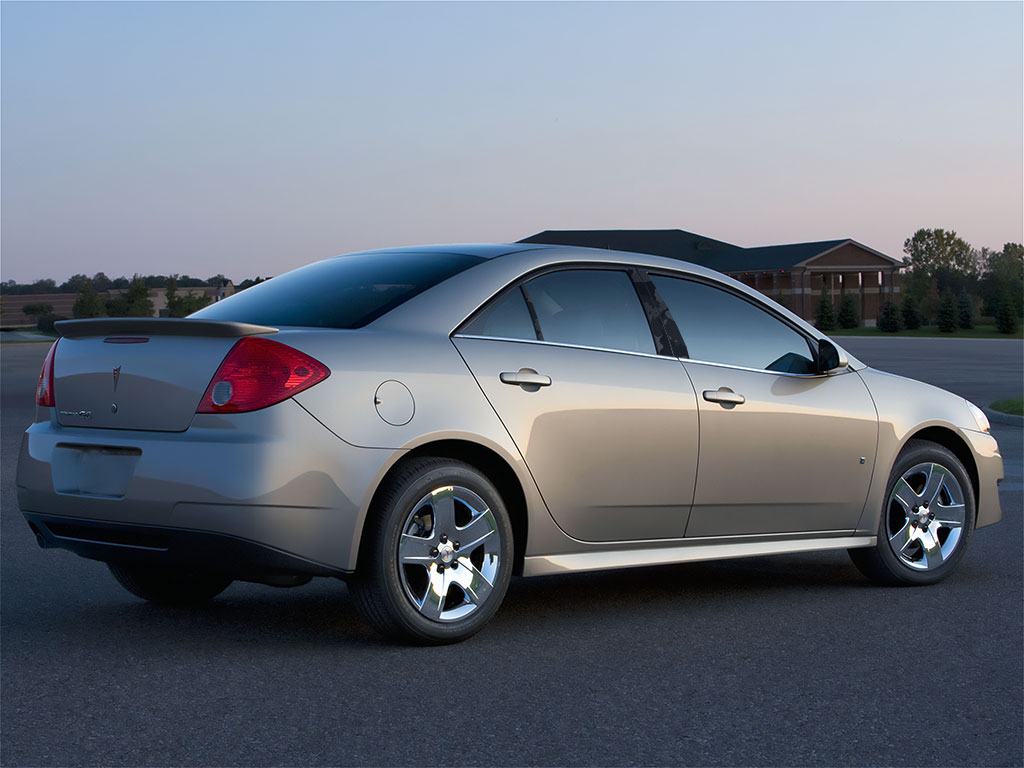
[649,274,878,538]
[453,267,699,543]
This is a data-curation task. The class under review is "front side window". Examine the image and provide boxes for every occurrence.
[652,275,816,374]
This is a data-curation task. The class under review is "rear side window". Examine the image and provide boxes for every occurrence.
[461,288,537,341]
[525,269,655,354]
[192,252,484,329]
[652,275,816,373]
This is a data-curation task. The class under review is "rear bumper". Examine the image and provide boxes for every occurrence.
[16,401,396,572]
[24,512,346,581]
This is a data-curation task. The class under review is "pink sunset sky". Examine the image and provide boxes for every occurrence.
[2,1,1021,283]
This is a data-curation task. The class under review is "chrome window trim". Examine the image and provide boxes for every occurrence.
[452,333,832,377]
[452,333,670,361]
[677,356,827,379]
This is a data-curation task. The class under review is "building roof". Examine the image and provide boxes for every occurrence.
[517,229,900,272]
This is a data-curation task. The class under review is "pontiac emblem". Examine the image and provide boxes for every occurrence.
[112,365,122,392]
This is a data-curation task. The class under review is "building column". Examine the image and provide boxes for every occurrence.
[858,272,865,325]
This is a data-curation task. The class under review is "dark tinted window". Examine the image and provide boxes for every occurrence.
[192,252,484,329]
[652,276,816,373]
[525,270,655,354]
[462,288,537,340]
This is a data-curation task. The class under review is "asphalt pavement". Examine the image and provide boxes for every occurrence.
[2,339,1021,767]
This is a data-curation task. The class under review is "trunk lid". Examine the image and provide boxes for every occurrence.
[52,319,278,432]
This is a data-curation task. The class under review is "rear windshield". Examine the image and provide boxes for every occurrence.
[192,251,485,329]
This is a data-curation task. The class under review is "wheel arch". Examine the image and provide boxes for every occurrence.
[361,439,529,575]
[902,426,980,508]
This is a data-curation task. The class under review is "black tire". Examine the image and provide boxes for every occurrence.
[349,457,514,645]
[849,439,975,586]
[108,563,233,605]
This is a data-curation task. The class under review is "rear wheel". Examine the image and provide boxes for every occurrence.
[108,563,233,605]
[849,440,975,586]
[349,458,514,644]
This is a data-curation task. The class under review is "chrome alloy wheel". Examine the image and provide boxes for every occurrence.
[886,462,967,571]
[397,485,502,622]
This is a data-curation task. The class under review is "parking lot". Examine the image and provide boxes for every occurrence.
[2,338,1021,767]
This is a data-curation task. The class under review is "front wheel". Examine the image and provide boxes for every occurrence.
[349,458,514,644]
[849,439,975,586]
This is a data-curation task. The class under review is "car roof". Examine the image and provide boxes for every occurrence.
[340,243,552,260]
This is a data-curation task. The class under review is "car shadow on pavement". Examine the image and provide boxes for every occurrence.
[18,551,872,649]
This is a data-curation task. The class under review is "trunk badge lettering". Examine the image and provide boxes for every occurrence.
[58,410,92,419]
[112,365,122,392]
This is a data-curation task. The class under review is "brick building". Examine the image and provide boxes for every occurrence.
[519,229,903,326]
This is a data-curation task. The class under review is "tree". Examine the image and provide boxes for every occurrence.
[73,282,106,318]
[901,295,922,330]
[22,302,53,318]
[175,292,211,316]
[165,274,212,317]
[937,292,957,333]
[236,276,265,291]
[815,294,837,331]
[903,229,980,300]
[878,300,902,332]
[91,272,112,292]
[957,290,974,330]
[838,294,859,328]
[105,295,129,317]
[996,287,1018,334]
[124,275,154,317]
[980,242,1023,320]
[165,274,179,309]
[59,274,92,293]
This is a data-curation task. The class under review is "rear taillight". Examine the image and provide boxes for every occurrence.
[35,340,59,407]
[196,337,329,414]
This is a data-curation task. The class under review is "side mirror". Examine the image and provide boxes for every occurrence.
[817,339,849,373]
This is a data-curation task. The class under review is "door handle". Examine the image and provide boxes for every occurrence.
[703,388,745,406]
[500,369,551,389]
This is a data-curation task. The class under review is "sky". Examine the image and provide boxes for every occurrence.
[2,1,1022,284]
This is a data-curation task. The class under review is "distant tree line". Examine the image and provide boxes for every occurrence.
[814,229,1021,334]
[10,272,268,331]
[0,272,259,295]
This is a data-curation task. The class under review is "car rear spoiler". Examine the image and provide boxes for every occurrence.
[54,318,279,339]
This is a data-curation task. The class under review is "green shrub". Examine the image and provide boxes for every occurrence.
[22,302,53,318]
[878,300,902,332]
[901,295,921,330]
[996,299,1018,334]
[957,291,975,329]
[837,295,859,328]
[937,292,957,333]
[36,313,67,333]
[815,295,837,331]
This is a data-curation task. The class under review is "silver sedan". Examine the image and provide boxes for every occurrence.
[17,244,1004,643]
